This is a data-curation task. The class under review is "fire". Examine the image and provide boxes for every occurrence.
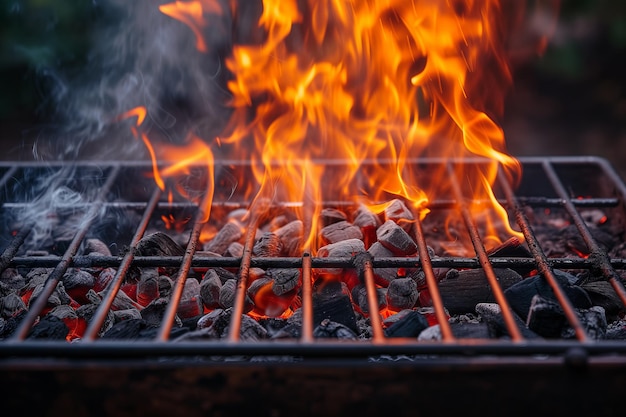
[120,0,549,254]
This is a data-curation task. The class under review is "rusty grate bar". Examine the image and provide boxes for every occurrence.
[82,187,162,341]
[446,162,524,342]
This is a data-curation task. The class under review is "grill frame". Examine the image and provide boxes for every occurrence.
[0,156,626,359]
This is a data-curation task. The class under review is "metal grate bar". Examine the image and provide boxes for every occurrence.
[362,256,385,343]
[10,166,121,341]
[447,163,524,342]
[413,215,455,342]
[157,185,214,341]
[82,187,162,341]
[300,253,314,342]
[542,161,626,308]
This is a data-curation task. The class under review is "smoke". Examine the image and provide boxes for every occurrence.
[38,0,234,161]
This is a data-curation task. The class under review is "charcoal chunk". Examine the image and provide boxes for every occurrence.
[27,315,69,340]
[384,311,429,338]
[313,319,357,339]
[313,292,358,334]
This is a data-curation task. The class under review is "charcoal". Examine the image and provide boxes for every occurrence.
[179,308,267,341]
[0,310,25,338]
[197,309,226,330]
[384,310,429,338]
[177,278,203,319]
[384,199,415,234]
[134,232,184,279]
[97,287,142,311]
[253,232,283,257]
[376,220,417,256]
[320,208,348,226]
[0,268,25,291]
[137,273,160,307]
[386,277,419,310]
[27,315,68,340]
[77,303,114,336]
[274,220,303,256]
[562,306,607,340]
[93,267,116,292]
[1,293,26,318]
[25,268,52,286]
[225,241,244,257]
[525,295,568,338]
[138,326,190,340]
[439,268,523,314]
[62,269,95,303]
[270,309,303,339]
[320,221,363,245]
[200,270,222,309]
[268,268,301,296]
[487,237,531,258]
[48,304,77,321]
[383,309,415,327]
[351,284,387,314]
[219,279,253,312]
[112,308,142,322]
[450,322,491,339]
[141,298,181,328]
[204,220,243,255]
[606,321,626,340]
[313,292,358,334]
[265,214,289,231]
[504,269,592,320]
[475,302,539,339]
[0,317,4,336]
[30,281,71,309]
[247,276,272,299]
[158,275,173,298]
[180,314,202,331]
[317,238,366,276]
[353,204,381,248]
[102,318,147,340]
[581,281,625,318]
[368,242,398,285]
[84,238,112,256]
[313,319,357,339]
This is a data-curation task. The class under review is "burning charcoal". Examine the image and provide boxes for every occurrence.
[158,275,173,298]
[384,199,415,234]
[270,309,303,339]
[141,298,182,328]
[320,208,348,227]
[48,305,79,337]
[274,220,303,256]
[475,303,539,339]
[253,232,283,257]
[438,268,523,314]
[200,270,222,309]
[179,308,267,341]
[77,303,114,336]
[0,268,25,291]
[62,269,95,304]
[225,242,244,257]
[134,232,184,279]
[562,306,607,340]
[30,281,72,311]
[197,309,225,330]
[386,277,419,310]
[313,292,358,334]
[204,220,244,255]
[101,319,147,340]
[368,241,399,285]
[265,214,289,231]
[213,267,238,284]
[1,293,26,318]
[248,276,295,317]
[268,268,301,296]
[487,237,532,259]
[504,269,592,321]
[24,268,52,294]
[219,278,253,312]
[93,267,116,292]
[351,284,387,314]
[353,204,381,248]
[581,281,625,319]
[113,308,142,322]
[84,238,111,256]
[320,220,363,245]
[27,315,69,340]
[317,238,366,276]
[227,208,249,223]
[96,287,143,311]
[313,319,357,339]
[376,220,417,256]
[526,295,568,338]
[137,271,160,307]
[384,310,429,338]
[177,278,203,319]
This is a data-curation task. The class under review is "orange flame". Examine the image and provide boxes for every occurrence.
[126,1,559,254]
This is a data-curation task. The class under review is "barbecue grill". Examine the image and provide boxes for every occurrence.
[1,156,626,416]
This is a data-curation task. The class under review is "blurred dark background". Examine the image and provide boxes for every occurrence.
[1,1,625,176]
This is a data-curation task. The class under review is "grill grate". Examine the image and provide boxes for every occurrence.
[1,156,626,358]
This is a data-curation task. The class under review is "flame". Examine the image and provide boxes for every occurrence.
[126,2,550,254]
